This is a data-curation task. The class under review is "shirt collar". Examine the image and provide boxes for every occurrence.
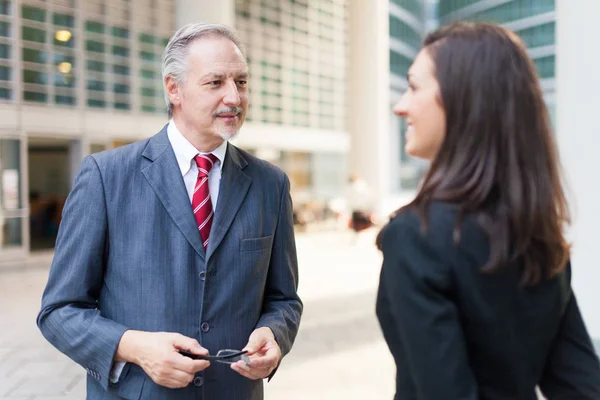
[167,119,227,176]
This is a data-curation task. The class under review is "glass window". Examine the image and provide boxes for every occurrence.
[141,87,155,97]
[86,40,105,53]
[54,74,74,87]
[23,69,46,84]
[86,21,105,34]
[0,44,10,59]
[22,26,46,43]
[55,95,75,105]
[0,139,24,248]
[0,87,10,99]
[139,33,155,44]
[22,6,45,23]
[139,51,155,61]
[141,69,155,79]
[112,45,129,57]
[0,65,9,80]
[23,91,47,102]
[87,60,105,72]
[87,80,105,91]
[142,105,156,113]
[0,21,10,37]
[22,48,46,63]
[53,13,74,28]
[113,83,129,94]
[115,102,129,110]
[111,26,129,38]
[113,64,129,75]
[0,1,10,16]
[88,98,105,107]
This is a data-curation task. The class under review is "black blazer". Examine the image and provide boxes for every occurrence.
[376,201,600,400]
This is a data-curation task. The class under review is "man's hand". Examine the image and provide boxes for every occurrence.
[231,327,281,380]
[115,330,210,388]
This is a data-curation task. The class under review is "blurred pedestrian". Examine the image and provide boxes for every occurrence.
[375,22,600,399]
[37,22,302,399]
[346,174,375,236]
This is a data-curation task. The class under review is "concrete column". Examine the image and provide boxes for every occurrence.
[175,0,235,28]
[347,0,391,216]
[556,0,600,345]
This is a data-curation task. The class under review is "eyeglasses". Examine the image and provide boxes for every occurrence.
[179,349,251,366]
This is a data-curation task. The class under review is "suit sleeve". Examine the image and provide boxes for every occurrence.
[36,156,129,391]
[539,266,600,399]
[379,215,478,399]
[255,173,303,359]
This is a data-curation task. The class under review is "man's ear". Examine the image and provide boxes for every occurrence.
[165,76,181,107]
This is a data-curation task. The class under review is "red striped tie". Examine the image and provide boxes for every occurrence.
[192,154,218,249]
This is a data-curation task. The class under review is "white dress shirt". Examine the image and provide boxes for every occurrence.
[110,120,227,383]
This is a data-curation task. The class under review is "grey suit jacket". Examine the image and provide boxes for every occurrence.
[37,126,303,399]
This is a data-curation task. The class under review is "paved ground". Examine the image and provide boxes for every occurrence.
[0,227,395,399]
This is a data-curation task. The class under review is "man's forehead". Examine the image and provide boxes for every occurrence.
[200,63,249,78]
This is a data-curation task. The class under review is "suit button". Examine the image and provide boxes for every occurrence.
[193,376,204,387]
[201,322,210,332]
[199,271,206,280]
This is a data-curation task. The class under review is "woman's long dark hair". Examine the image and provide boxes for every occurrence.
[380,22,570,285]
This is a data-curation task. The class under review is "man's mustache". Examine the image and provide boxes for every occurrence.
[214,107,243,117]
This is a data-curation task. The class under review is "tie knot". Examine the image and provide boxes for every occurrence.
[194,154,218,177]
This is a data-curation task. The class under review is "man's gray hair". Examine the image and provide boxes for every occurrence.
[162,22,246,117]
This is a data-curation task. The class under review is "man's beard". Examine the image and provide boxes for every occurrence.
[216,127,240,141]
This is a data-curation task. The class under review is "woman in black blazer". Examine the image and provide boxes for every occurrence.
[376,22,600,400]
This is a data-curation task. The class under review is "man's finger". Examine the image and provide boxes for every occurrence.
[171,334,207,355]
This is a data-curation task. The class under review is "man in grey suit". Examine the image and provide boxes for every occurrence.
[37,22,302,399]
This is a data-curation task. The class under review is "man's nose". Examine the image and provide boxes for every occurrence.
[223,81,241,106]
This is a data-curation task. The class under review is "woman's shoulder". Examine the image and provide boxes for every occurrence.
[381,201,486,251]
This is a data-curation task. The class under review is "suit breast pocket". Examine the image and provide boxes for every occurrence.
[240,235,273,279]
[240,235,273,252]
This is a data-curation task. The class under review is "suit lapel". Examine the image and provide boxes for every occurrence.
[206,143,251,261]
[141,128,206,260]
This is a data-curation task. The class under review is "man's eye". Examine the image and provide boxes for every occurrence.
[237,80,247,86]
[209,81,221,86]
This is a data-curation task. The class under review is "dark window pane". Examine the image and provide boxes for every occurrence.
[86,21,105,34]
[113,64,129,75]
[114,84,129,94]
[0,65,9,80]
[87,60,105,72]
[22,6,45,22]
[24,91,47,102]
[22,26,45,43]
[0,1,10,16]
[141,87,155,97]
[54,74,74,87]
[112,45,129,57]
[139,51,155,61]
[139,33,155,44]
[54,53,75,65]
[22,47,46,63]
[111,26,129,38]
[0,21,10,37]
[87,80,105,91]
[88,98,105,107]
[54,33,75,48]
[141,69,155,79]
[23,69,47,84]
[0,87,11,99]
[142,105,156,113]
[0,44,9,59]
[53,13,74,27]
[86,40,104,53]
[55,95,75,104]
[115,102,129,110]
